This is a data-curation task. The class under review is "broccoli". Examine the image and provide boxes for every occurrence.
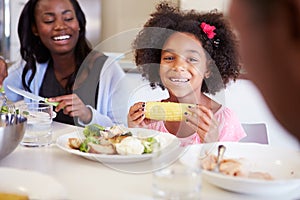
[83,124,105,137]
[78,136,101,153]
[142,137,159,154]
[79,141,89,152]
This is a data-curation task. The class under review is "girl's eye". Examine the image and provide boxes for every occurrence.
[187,57,199,63]
[162,56,174,62]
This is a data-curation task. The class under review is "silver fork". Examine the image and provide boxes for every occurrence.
[0,86,16,114]
[214,145,226,173]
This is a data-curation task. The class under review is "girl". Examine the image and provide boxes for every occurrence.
[128,2,246,145]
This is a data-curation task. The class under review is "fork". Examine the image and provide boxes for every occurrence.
[0,86,16,114]
[214,145,226,173]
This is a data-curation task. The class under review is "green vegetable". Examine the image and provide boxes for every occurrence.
[79,142,89,152]
[0,106,8,113]
[83,124,106,137]
[79,135,101,153]
[142,137,159,154]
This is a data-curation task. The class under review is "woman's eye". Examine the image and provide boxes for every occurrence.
[64,17,74,22]
[44,20,54,24]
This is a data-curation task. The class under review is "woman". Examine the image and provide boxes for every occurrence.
[3,0,125,126]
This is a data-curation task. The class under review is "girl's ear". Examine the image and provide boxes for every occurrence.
[32,25,39,36]
[204,70,211,79]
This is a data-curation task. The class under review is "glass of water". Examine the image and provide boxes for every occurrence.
[19,102,54,147]
[152,157,202,199]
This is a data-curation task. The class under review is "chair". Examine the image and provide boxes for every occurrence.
[240,123,269,144]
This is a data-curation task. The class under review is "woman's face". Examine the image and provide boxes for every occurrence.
[160,32,209,99]
[32,0,80,56]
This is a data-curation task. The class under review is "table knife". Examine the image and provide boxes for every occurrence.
[7,85,59,107]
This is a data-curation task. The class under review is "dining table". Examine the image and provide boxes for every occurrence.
[0,121,299,200]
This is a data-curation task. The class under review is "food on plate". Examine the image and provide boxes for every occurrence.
[0,192,29,200]
[201,154,273,180]
[68,124,160,155]
[145,102,194,121]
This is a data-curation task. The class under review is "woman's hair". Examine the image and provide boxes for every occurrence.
[18,0,92,92]
[132,1,241,95]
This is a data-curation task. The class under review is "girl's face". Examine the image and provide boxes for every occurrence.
[160,32,210,99]
[32,0,80,56]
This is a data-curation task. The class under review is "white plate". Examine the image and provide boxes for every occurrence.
[56,128,180,164]
[180,142,300,196]
[0,167,68,199]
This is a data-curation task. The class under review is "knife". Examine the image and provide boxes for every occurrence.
[7,85,59,107]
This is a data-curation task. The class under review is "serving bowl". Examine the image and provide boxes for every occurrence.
[0,113,27,160]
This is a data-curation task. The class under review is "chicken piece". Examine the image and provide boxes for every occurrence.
[68,138,82,149]
[201,154,218,171]
[88,142,116,155]
[248,171,273,180]
[219,159,248,177]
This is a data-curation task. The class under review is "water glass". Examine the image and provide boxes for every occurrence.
[152,160,202,199]
[19,103,54,147]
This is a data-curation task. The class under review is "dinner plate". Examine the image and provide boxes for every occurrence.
[180,142,300,196]
[56,128,180,164]
[0,167,68,199]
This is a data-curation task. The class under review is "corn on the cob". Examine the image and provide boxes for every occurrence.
[145,102,194,121]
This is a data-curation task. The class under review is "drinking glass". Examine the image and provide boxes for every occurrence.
[19,103,54,147]
[152,152,202,199]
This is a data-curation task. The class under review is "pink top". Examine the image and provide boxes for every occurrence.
[147,106,246,146]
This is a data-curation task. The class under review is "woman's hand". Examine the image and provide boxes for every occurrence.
[48,94,92,124]
[0,58,8,87]
[127,102,152,128]
[185,105,219,142]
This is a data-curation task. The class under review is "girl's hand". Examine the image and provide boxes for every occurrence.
[48,94,92,124]
[127,102,152,128]
[185,105,219,142]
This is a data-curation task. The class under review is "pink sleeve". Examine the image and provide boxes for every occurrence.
[215,107,247,141]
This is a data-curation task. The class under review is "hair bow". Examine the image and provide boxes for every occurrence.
[200,22,216,39]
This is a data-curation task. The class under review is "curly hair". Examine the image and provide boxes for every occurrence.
[18,0,92,92]
[132,1,241,95]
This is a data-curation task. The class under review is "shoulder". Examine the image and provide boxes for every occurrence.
[214,106,240,122]
[102,56,125,76]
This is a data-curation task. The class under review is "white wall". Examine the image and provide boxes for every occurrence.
[224,80,299,150]
[180,0,231,13]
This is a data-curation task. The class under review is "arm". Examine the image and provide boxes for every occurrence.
[80,56,125,127]
[3,60,25,102]
[0,57,8,87]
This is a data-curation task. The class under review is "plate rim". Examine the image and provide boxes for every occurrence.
[0,167,67,198]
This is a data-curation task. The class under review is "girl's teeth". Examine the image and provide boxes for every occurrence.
[171,78,189,82]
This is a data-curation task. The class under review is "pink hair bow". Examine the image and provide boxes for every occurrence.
[200,22,216,39]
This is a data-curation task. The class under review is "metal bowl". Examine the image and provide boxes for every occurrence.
[0,114,27,160]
